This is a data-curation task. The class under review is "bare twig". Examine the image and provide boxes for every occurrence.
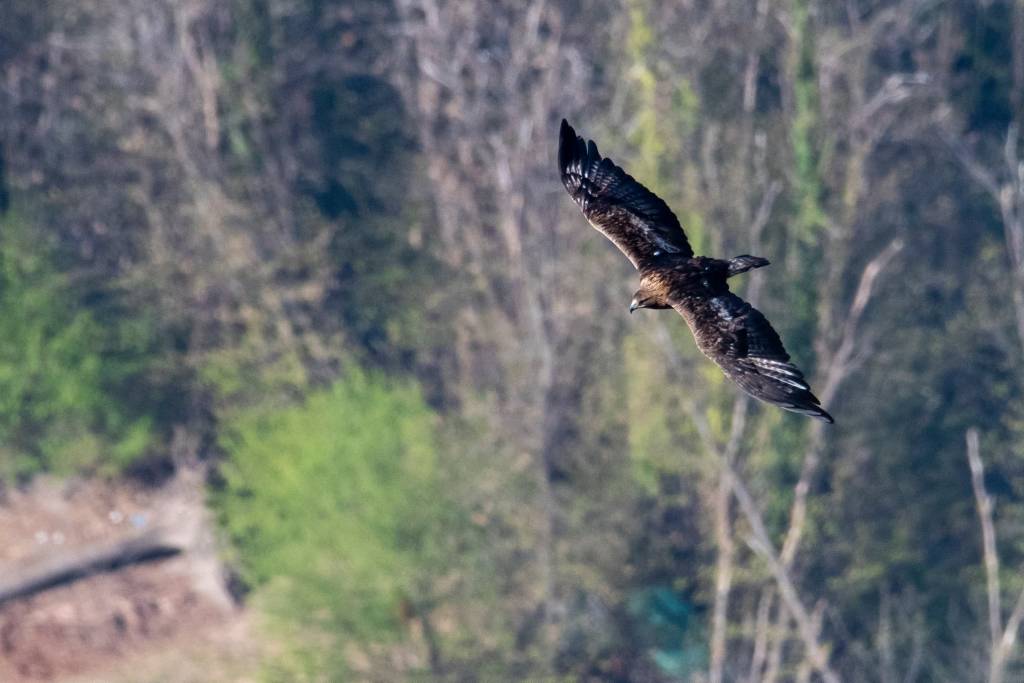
[998,583,1024,669]
[780,239,904,570]
[967,427,1003,669]
[727,457,840,683]
[796,601,827,683]
[747,587,774,683]
[709,394,749,683]
[765,618,786,683]
[941,128,1002,197]
[854,73,930,134]
[966,426,1024,683]
[941,123,1024,357]
[820,238,905,406]
[708,459,736,683]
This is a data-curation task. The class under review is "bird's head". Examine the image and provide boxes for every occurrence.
[629,288,669,314]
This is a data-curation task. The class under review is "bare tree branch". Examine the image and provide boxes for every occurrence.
[998,582,1024,669]
[820,238,905,406]
[942,120,1024,378]
[966,426,1024,683]
[747,586,774,683]
[709,394,749,683]
[941,128,1002,198]
[967,427,1003,671]
[729,457,840,683]
[780,238,904,570]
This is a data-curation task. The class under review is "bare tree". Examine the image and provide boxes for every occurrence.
[942,124,1024,360]
[394,0,630,664]
[966,427,1024,683]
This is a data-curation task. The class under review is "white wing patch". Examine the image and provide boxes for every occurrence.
[748,357,810,390]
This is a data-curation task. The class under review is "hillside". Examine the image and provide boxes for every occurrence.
[3,0,1024,680]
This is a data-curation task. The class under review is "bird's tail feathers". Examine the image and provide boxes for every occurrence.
[727,255,771,278]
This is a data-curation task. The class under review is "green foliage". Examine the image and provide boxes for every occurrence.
[214,367,446,677]
[315,76,442,368]
[0,214,154,478]
[200,341,312,417]
[788,0,827,241]
[624,332,703,494]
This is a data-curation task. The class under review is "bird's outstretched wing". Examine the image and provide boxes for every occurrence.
[673,292,833,422]
[558,119,693,268]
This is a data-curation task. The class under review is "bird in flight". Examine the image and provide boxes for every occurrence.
[558,119,833,422]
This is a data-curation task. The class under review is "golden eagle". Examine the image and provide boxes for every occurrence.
[559,120,833,423]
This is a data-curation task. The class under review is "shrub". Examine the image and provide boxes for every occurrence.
[0,215,155,478]
[214,367,445,677]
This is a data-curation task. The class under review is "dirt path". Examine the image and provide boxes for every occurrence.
[0,472,259,682]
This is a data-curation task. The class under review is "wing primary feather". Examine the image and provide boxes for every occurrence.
[557,119,694,266]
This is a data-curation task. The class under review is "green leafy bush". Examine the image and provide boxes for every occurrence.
[0,215,155,477]
[214,367,445,677]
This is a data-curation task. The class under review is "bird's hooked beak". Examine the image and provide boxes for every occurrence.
[629,298,639,314]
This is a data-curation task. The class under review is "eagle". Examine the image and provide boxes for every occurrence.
[558,119,833,423]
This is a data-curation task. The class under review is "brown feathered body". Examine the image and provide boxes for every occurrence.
[558,119,833,422]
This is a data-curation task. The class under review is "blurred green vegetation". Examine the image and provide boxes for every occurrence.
[0,213,156,478]
[214,368,446,678]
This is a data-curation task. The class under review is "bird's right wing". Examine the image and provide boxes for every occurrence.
[672,292,833,422]
[559,119,693,268]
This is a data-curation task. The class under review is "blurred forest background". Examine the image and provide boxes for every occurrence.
[2,0,1024,681]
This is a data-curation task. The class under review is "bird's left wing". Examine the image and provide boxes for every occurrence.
[559,119,693,268]
[672,292,833,422]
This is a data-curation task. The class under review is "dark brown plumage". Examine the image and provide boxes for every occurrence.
[558,119,833,423]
